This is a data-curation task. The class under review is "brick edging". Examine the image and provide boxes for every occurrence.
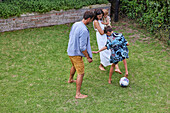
[0,3,111,32]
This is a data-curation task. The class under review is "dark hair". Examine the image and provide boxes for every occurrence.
[104,26,113,33]
[94,9,104,20]
[83,11,95,20]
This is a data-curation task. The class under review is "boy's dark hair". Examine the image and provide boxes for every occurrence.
[104,26,113,33]
[83,11,95,20]
[94,9,104,20]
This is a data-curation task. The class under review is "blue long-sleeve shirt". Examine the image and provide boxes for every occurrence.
[67,21,92,58]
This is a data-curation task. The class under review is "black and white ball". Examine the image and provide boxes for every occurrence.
[119,77,129,87]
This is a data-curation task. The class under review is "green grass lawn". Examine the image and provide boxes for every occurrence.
[0,18,169,112]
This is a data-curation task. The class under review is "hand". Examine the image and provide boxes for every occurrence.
[87,57,93,63]
[92,51,98,54]
[101,21,104,24]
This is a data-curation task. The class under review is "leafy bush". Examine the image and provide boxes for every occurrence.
[0,0,108,19]
[0,3,20,18]
[120,0,169,42]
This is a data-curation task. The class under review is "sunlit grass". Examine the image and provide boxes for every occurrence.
[0,19,169,112]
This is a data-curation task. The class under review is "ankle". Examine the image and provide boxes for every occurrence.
[76,92,80,96]
[99,64,103,67]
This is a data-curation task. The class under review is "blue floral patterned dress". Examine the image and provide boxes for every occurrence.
[105,33,129,64]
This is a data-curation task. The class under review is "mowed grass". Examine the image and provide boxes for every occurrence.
[0,19,169,112]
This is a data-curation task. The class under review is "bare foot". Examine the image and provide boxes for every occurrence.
[124,73,128,78]
[115,69,122,74]
[75,94,88,99]
[68,80,76,83]
[99,65,105,71]
[108,79,112,84]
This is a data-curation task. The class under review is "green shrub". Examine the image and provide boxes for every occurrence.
[0,3,21,18]
[120,0,169,42]
[0,0,108,19]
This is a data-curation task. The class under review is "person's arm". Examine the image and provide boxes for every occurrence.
[82,50,92,63]
[122,35,129,46]
[92,46,107,54]
[79,30,92,63]
[101,21,108,25]
[94,20,104,35]
[106,16,110,25]
[101,17,110,25]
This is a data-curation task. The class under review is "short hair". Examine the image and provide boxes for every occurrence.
[102,9,109,15]
[94,9,104,20]
[104,26,113,33]
[83,11,95,20]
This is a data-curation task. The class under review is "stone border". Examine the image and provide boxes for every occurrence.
[0,3,111,32]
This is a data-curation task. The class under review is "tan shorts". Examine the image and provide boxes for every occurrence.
[69,56,84,75]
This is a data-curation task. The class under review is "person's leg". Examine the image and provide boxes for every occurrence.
[115,64,122,74]
[109,63,115,84]
[68,66,76,83]
[75,73,88,99]
[99,63,105,71]
[71,56,86,99]
[123,59,128,78]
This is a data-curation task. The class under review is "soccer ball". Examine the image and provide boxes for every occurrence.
[119,77,129,87]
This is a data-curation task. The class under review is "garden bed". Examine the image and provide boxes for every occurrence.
[0,3,110,32]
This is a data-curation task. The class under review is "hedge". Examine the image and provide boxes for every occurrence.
[0,0,108,19]
[120,0,169,42]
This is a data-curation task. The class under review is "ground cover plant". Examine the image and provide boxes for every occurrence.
[0,18,169,112]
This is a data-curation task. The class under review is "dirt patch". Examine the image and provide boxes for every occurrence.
[113,18,153,44]
[126,28,137,33]
[111,18,169,51]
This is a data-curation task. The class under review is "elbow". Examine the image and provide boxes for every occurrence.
[127,43,129,46]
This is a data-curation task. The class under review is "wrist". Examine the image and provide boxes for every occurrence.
[86,56,90,59]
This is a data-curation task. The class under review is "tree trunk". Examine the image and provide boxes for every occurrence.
[109,0,116,18]
[114,0,120,22]
[108,0,120,23]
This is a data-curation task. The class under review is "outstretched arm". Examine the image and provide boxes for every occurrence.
[92,46,107,54]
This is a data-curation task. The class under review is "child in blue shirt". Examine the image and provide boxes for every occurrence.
[92,26,129,84]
